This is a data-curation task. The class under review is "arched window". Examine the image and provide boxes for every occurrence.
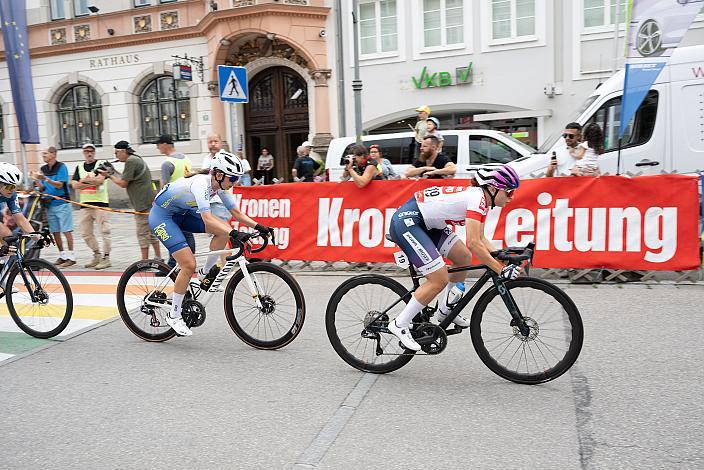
[139,76,190,143]
[57,85,103,149]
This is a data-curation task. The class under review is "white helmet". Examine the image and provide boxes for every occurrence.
[0,162,22,186]
[211,150,244,177]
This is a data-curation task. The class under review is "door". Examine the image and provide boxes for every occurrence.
[584,89,662,175]
[245,67,309,181]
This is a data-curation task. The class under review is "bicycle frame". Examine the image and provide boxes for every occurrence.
[370,263,528,336]
[0,244,43,303]
[141,248,264,311]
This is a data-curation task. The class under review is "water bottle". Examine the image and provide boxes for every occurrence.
[446,282,465,307]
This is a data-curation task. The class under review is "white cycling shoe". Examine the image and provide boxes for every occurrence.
[165,314,193,336]
[387,319,421,351]
[435,311,471,328]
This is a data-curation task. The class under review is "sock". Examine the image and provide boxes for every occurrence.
[60,251,66,260]
[170,292,185,319]
[394,294,425,328]
[438,282,455,315]
[203,254,219,273]
[67,251,76,261]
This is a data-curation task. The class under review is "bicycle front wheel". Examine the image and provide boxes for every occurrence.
[6,259,73,339]
[116,259,177,342]
[326,274,415,374]
[224,262,305,350]
[470,277,583,385]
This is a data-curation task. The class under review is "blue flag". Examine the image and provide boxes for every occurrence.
[619,62,665,139]
[0,0,39,144]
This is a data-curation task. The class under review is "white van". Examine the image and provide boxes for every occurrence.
[513,44,704,177]
[325,129,536,181]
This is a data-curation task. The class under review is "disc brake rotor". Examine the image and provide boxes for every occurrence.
[512,317,539,342]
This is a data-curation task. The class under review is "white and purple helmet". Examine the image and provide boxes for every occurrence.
[474,164,520,190]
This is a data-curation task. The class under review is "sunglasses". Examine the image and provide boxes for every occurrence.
[562,133,578,139]
[2,183,16,191]
[504,189,515,197]
[227,175,239,183]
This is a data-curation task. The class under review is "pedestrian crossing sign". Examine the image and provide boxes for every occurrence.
[218,65,248,103]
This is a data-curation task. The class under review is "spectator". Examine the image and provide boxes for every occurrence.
[546,122,582,177]
[70,143,111,270]
[32,146,75,267]
[369,144,399,180]
[256,147,275,185]
[302,140,326,182]
[570,123,603,177]
[404,136,456,179]
[426,117,444,150]
[200,133,231,222]
[98,141,161,260]
[341,144,382,188]
[413,105,430,144]
[236,150,253,186]
[292,145,320,182]
[157,134,194,268]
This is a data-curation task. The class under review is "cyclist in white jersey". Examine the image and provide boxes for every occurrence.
[386,164,522,351]
[148,150,274,336]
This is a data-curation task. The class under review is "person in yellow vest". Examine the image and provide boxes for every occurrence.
[157,134,195,269]
[70,143,111,269]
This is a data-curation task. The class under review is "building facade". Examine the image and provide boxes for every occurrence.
[0,0,334,181]
[333,0,704,149]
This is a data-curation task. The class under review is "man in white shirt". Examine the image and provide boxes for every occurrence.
[200,133,232,222]
[546,122,581,177]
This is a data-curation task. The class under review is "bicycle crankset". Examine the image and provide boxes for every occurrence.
[413,323,448,355]
[182,299,206,328]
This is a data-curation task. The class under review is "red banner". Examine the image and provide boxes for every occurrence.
[230,175,701,270]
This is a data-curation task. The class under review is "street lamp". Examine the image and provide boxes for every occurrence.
[351,0,363,144]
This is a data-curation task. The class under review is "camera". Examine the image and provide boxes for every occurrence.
[339,155,354,166]
[95,160,115,175]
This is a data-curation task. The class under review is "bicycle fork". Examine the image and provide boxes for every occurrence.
[238,259,264,310]
[494,278,530,337]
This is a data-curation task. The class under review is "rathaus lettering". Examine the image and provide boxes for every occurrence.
[89,54,140,69]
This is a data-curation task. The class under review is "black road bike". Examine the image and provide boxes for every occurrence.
[326,243,583,384]
[116,230,305,349]
[1,229,73,338]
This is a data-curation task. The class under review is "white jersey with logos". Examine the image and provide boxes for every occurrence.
[413,185,488,229]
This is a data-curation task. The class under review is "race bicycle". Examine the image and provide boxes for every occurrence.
[1,229,73,338]
[326,243,584,384]
[116,230,305,349]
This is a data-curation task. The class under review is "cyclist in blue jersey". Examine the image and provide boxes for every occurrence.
[0,162,38,239]
[148,150,274,336]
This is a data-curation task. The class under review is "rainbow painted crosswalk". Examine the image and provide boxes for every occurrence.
[0,272,121,363]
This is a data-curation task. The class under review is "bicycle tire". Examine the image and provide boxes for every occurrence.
[326,274,415,374]
[6,258,73,339]
[116,259,177,342]
[470,277,583,385]
[224,262,305,350]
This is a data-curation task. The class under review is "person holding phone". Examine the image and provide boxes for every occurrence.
[546,122,582,177]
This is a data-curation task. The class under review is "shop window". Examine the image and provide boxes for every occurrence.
[74,0,90,16]
[50,0,65,20]
[585,90,658,152]
[359,0,398,56]
[583,0,627,29]
[423,0,464,48]
[139,76,190,143]
[491,0,535,40]
[469,135,521,164]
[57,85,103,149]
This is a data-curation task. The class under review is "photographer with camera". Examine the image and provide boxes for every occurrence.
[70,143,112,269]
[340,144,382,188]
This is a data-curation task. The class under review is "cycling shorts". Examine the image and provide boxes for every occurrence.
[388,197,460,275]
[148,204,206,254]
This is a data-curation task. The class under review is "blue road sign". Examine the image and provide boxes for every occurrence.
[218,65,248,103]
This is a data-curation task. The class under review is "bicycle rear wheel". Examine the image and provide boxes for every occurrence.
[470,277,583,385]
[326,274,415,374]
[116,259,177,342]
[224,262,305,350]
[6,259,73,339]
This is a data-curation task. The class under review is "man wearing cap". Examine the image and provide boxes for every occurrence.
[156,134,195,267]
[70,143,111,269]
[31,146,75,267]
[98,141,162,260]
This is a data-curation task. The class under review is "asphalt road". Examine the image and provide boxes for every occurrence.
[0,275,702,470]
